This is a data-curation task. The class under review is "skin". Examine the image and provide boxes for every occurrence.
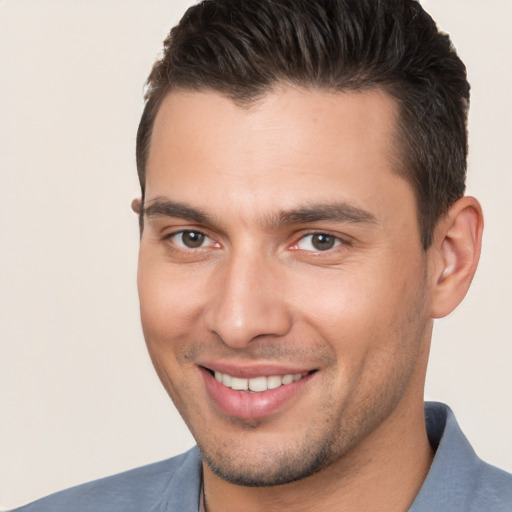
[135,86,483,512]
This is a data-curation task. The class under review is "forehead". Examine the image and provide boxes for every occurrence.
[145,86,412,225]
[148,86,399,171]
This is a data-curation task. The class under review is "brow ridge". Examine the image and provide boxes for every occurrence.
[143,198,377,229]
[143,198,211,224]
[271,203,377,227]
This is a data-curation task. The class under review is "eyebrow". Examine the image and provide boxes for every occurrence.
[272,203,377,227]
[143,197,377,228]
[144,198,212,224]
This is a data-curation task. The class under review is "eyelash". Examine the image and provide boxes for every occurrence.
[164,230,218,250]
[292,233,345,252]
[163,229,348,254]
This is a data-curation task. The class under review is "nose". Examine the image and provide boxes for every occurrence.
[203,251,292,349]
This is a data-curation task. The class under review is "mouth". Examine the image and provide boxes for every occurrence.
[206,368,310,392]
[199,365,317,419]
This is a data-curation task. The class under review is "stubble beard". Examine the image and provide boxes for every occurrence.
[198,416,342,487]
[158,266,432,488]
[193,308,430,487]
[196,374,414,488]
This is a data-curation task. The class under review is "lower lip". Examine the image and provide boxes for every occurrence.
[200,368,313,420]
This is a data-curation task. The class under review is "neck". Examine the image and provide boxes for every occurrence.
[202,399,433,512]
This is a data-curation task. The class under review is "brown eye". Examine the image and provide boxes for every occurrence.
[174,230,207,248]
[311,234,336,250]
[297,233,342,252]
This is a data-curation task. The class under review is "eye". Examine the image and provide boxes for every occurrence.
[296,233,342,252]
[169,230,212,249]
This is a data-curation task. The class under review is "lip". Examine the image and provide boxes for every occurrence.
[199,363,316,420]
[198,360,314,379]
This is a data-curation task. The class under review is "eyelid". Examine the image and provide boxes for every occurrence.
[290,231,349,252]
[160,225,350,253]
[164,228,219,250]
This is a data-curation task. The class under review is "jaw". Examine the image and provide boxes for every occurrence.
[200,360,433,512]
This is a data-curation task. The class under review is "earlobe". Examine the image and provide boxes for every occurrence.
[430,196,483,318]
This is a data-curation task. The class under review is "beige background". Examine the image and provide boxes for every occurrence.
[0,0,511,509]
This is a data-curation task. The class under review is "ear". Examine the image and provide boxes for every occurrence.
[131,198,142,214]
[430,196,483,319]
[131,198,144,236]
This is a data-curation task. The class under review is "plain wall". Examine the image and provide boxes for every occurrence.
[1,0,511,509]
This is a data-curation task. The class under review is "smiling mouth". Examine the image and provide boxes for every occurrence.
[204,368,315,393]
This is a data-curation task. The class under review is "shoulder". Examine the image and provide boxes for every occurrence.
[472,461,512,509]
[449,457,512,512]
[10,447,202,512]
[410,402,512,512]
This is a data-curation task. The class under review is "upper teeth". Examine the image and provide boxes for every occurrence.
[214,371,305,392]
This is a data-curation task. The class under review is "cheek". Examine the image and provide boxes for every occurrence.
[291,264,429,422]
[137,259,208,405]
[289,266,389,338]
[288,257,425,363]
[137,255,210,349]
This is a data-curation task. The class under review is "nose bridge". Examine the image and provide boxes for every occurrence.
[205,245,291,348]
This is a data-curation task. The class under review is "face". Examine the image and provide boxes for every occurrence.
[137,87,433,486]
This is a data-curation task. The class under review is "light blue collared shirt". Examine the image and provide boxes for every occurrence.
[12,402,512,511]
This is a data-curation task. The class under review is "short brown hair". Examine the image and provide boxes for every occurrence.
[136,0,469,248]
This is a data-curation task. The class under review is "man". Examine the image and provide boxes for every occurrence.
[12,0,512,510]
